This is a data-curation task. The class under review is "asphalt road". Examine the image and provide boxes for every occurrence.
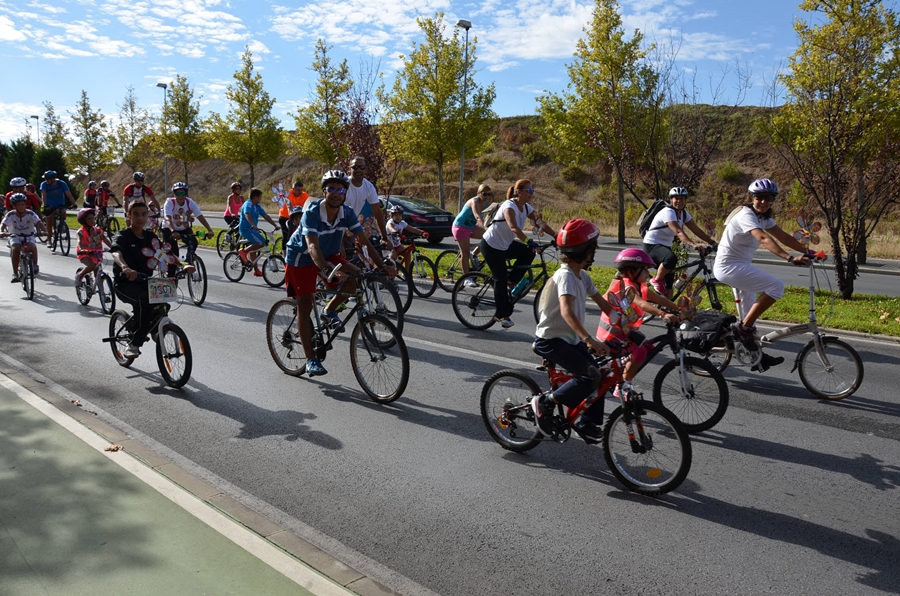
[2,245,899,596]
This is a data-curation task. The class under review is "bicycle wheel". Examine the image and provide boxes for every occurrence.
[75,267,91,306]
[480,370,543,452]
[266,299,306,376]
[107,216,120,234]
[216,230,231,259]
[363,278,404,335]
[187,255,208,305]
[22,259,34,300]
[350,314,409,403]
[59,221,71,256]
[272,235,284,255]
[603,401,691,495]
[435,249,464,293]
[653,356,729,433]
[532,284,545,325]
[98,273,116,314]
[409,254,437,298]
[109,310,135,367]
[392,267,414,313]
[156,322,192,388]
[797,337,863,400]
[451,272,496,330]
[223,251,246,282]
[262,254,286,287]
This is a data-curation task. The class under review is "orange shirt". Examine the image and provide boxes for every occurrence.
[279,189,309,218]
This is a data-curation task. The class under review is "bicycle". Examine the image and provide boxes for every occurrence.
[1,233,36,300]
[44,206,71,256]
[95,205,121,236]
[451,242,553,330]
[266,268,409,403]
[693,250,864,400]
[222,229,286,287]
[667,247,739,317]
[345,240,406,332]
[435,248,484,293]
[392,234,437,299]
[173,228,208,306]
[75,254,116,314]
[103,273,192,388]
[216,220,241,259]
[481,344,692,496]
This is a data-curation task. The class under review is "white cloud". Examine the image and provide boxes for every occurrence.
[0,15,26,41]
[0,101,47,145]
[27,1,67,14]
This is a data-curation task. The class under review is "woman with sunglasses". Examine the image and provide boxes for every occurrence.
[713,178,811,371]
[479,179,555,328]
[452,183,492,282]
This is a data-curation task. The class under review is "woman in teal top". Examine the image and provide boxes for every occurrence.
[452,183,493,279]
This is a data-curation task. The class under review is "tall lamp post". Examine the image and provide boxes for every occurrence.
[456,19,471,213]
[156,82,169,193]
[30,115,39,146]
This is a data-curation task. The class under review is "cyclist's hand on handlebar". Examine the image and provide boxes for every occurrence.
[527,239,539,251]
[662,312,679,326]
[380,263,397,278]
[123,266,138,281]
[791,255,812,267]
[585,336,610,356]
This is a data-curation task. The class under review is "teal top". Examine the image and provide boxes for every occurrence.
[453,197,482,229]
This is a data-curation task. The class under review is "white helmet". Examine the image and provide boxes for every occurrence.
[748,178,778,196]
[668,186,689,197]
[9,177,27,187]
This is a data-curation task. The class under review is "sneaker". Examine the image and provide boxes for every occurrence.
[253,269,264,277]
[751,352,785,373]
[322,310,341,330]
[306,358,328,377]
[530,393,555,436]
[650,277,666,295]
[463,278,478,288]
[124,343,141,358]
[494,316,514,329]
[575,419,603,443]
[11,275,20,283]
[731,321,757,350]
[238,249,249,264]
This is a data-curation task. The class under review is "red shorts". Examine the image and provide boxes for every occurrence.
[285,255,347,298]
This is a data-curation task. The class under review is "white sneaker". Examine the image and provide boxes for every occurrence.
[33,265,39,274]
[124,344,141,358]
[463,278,478,288]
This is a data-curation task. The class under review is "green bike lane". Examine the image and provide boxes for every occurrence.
[0,368,395,596]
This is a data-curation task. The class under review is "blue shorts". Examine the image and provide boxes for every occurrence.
[240,227,265,245]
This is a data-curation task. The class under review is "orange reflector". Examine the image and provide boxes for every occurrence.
[646,468,662,478]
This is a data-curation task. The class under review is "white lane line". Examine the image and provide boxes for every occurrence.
[404,336,536,368]
[0,375,354,596]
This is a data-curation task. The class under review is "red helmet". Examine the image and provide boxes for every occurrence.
[76,207,96,225]
[556,218,599,254]
[614,248,655,269]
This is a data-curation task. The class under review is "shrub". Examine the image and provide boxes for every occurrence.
[715,160,743,183]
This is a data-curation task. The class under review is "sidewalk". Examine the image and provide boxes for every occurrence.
[0,369,396,596]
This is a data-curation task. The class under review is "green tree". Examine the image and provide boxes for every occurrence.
[157,74,208,186]
[41,101,69,150]
[66,90,112,180]
[538,0,660,242]
[378,13,497,209]
[207,47,284,187]
[110,85,155,170]
[291,39,353,167]
[765,0,900,299]
[0,138,35,188]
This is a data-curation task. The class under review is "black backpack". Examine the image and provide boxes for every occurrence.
[637,199,674,237]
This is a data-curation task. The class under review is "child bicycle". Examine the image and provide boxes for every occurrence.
[75,253,116,314]
[1,233,36,300]
[222,229,286,287]
[451,241,553,329]
[695,250,863,400]
[266,266,409,403]
[481,341,692,496]
[103,272,192,388]
[393,234,437,298]
[173,228,208,306]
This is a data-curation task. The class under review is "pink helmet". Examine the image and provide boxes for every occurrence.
[76,207,96,225]
[614,248,655,269]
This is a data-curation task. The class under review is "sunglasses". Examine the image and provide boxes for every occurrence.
[754,193,777,201]
[482,191,493,196]
[174,190,187,196]
[351,165,366,170]
[519,188,534,195]
[325,187,347,195]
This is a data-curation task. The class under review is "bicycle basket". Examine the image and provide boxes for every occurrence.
[677,311,735,354]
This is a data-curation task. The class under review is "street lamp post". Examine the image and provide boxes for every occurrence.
[456,19,471,213]
[156,82,169,193]
[30,115,39,146]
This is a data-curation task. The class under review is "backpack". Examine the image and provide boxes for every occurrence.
[482,202,501,227]
[676,311,736,354]
[637,199,673,237]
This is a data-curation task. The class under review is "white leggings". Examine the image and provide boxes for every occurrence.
[713,261,784,322]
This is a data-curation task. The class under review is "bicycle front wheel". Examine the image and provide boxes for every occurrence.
[364,278,403,335]
[75,268,91,306]
[532,284,545,325]
[22,259,34,300]
[262,254,286,287]
[216,230,231,259]
[451,272,496,330]
[392,267,414,313]
[409,254,437,298]
[435,249,463,293]
[59,221,71,256]
[653,356,729,433]
[99,273,116,314]
[156,322,192,388]
[223,251,246,282]
[603,401,692,496]
[187,256,208,305]
[480,370,542,452]
[266,299,305,376]
[109,310,135,367]
[350,314,409,403]
[107,217,120,234]
[798,337,863,400]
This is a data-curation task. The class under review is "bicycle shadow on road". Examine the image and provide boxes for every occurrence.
[156,377,343,449]
[192,299,269,324]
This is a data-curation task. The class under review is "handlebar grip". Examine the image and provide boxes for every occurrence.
[327,263,343,282]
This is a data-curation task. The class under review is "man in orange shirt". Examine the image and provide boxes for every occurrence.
[278,179,309,243]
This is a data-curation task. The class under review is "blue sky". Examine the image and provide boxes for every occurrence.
[0,0,811,144]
